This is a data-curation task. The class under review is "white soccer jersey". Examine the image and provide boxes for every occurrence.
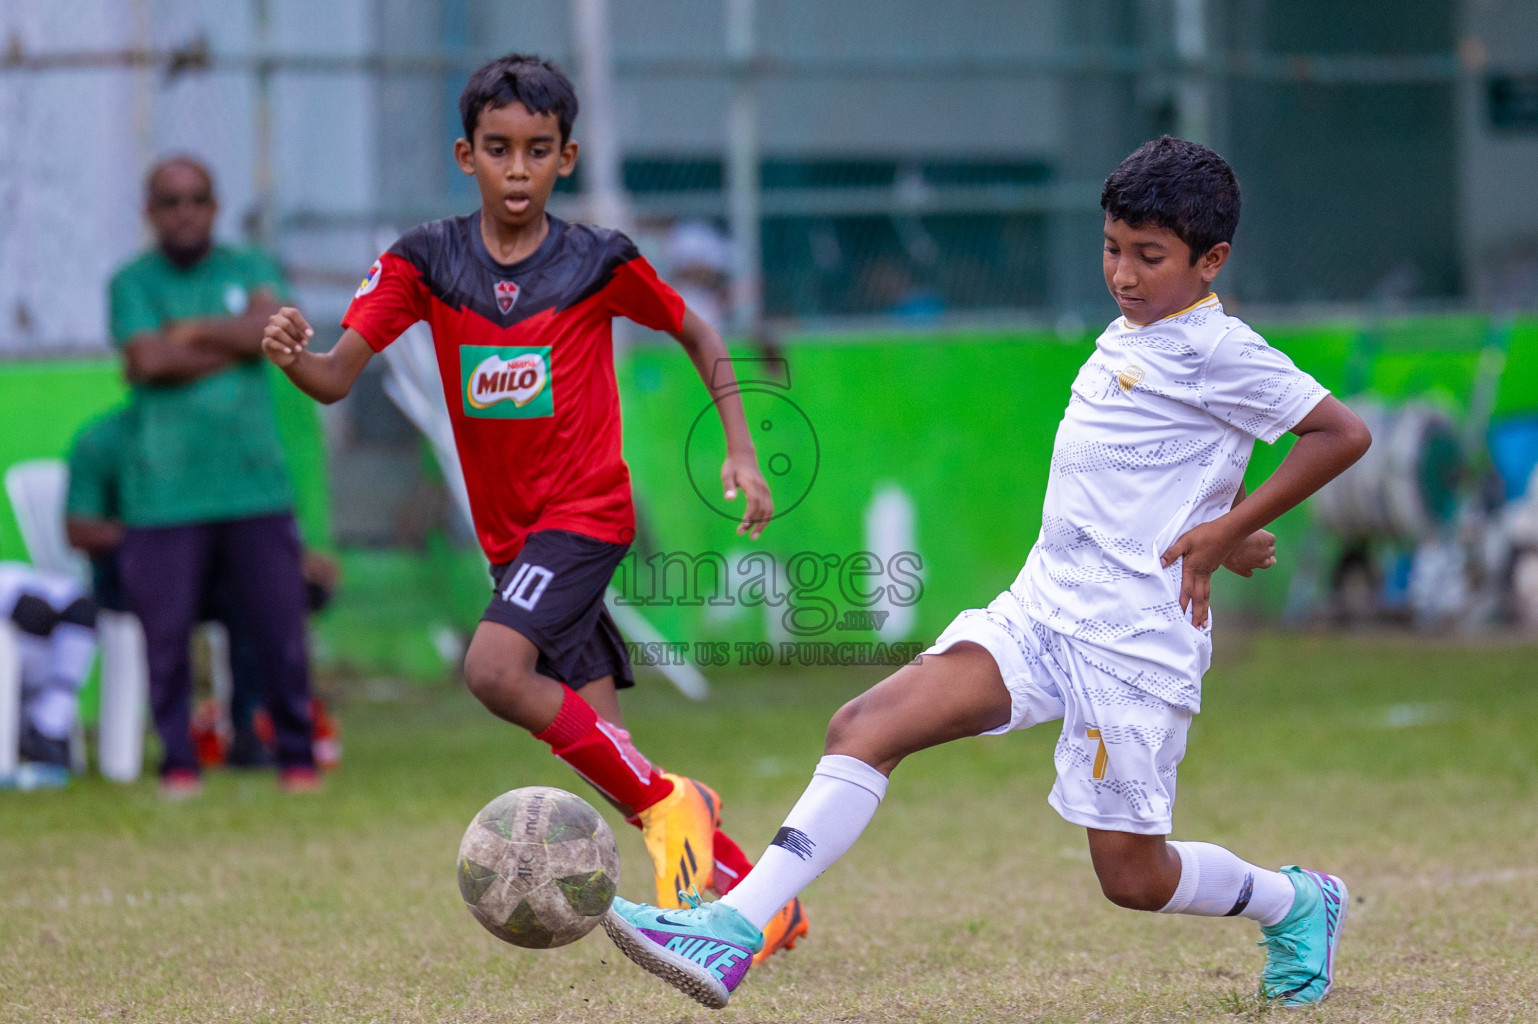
[1012,294,1327,710]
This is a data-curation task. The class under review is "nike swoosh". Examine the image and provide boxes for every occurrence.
[653,913,692,928]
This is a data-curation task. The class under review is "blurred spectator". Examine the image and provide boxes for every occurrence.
[105,156,317,797]
[664,220,734,329]
[0,562,96,788]
[859,258,945,321]
[61,408,130,612]
[64,406,341,774]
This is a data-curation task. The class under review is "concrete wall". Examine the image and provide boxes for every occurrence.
[0,0,377,352]
[465,0,1064,157]
[4,0,1538,353]
[0,0,144,354]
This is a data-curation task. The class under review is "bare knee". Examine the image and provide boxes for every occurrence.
[824,693,903,772]
[825,692,869,749]
[462,647,515,705]
[1093,854,1179,911]
[463,645,544,727]
[1097,872,1168,911]
[1086,829,1179,911]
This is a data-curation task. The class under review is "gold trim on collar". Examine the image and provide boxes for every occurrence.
[1123,292,1220,328]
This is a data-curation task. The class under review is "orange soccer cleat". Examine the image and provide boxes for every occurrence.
[753,897,810,965]
[637,773,720,907]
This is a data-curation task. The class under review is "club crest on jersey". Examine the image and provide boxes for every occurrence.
[1117,364,1145,392]
[460,345,554,419]
[494,279,520,314]
[356,259,383,298]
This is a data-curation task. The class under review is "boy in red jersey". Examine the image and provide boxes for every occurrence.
[263,54,806,960]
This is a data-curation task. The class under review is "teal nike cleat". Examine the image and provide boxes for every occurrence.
[1259,866,1348,1007]
[602,890,764,1009]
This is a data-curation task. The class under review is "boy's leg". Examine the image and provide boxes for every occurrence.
[1086,829,1293,920]
[465,619,720,904]
[710,830,752,894]
[1041,637,1326,936]
[1086,828,1346,1006]
[1053,631,1346,1007]
[704,828,809,964]
[467,531,725,905]
[463,618,669,806]
[718,641,1011,927]
[602,641,1018,1007]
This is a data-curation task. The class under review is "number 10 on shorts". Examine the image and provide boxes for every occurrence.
[502,564,554,610]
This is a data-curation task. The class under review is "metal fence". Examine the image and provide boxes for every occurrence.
[6,0,1537,350]
[6,0,1538,546]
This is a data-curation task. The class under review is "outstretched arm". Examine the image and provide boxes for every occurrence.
[263,307,374,404]
[670,308,773,539]
[1162,396,1371,625]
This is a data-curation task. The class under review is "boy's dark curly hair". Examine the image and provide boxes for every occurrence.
[460,53,579,144]
[1101,136,1240,263]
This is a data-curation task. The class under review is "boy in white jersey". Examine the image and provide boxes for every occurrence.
[602,136,1374,1009]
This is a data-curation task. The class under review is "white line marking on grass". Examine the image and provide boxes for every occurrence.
[1373,702,1457,729]
[4,888,208,911]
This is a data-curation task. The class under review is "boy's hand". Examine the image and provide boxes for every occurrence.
[722,451,773,540]
[263,307,314,368]
[1160,520,1241,629]
[1222,528,1276,578]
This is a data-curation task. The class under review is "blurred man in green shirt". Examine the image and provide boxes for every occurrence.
[108,156,317,797]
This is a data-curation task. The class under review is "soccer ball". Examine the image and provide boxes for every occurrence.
[457,786,621,949]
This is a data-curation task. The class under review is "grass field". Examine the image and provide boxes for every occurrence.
[2,631,1536,1023]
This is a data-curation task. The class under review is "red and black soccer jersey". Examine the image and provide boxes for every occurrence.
[342,213,685,562]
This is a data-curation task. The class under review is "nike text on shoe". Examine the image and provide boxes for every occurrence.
[603,893,763,1009]
[1259,866,1348,1007]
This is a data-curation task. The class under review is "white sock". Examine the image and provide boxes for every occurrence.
[720,754,888,929]
[1160,841,1296,926]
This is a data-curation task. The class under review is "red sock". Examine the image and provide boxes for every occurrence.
[711,828,754,895]
[533,688,674,816]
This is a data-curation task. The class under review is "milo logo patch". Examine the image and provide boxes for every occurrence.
[460,346,553,419]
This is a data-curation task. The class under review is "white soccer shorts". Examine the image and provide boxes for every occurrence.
[924,589,1192,835]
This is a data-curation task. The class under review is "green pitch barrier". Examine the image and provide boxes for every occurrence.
[0,357,333,719]
[1,313,1535,685]
[0,358,333,557]
[617,315,1538,650]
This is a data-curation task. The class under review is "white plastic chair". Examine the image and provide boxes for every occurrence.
[5,460,89,584]
[5,459,141,779]
[95,611,147,783]
[0,620,19,781]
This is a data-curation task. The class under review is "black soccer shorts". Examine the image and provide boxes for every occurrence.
[483,529,634,690]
